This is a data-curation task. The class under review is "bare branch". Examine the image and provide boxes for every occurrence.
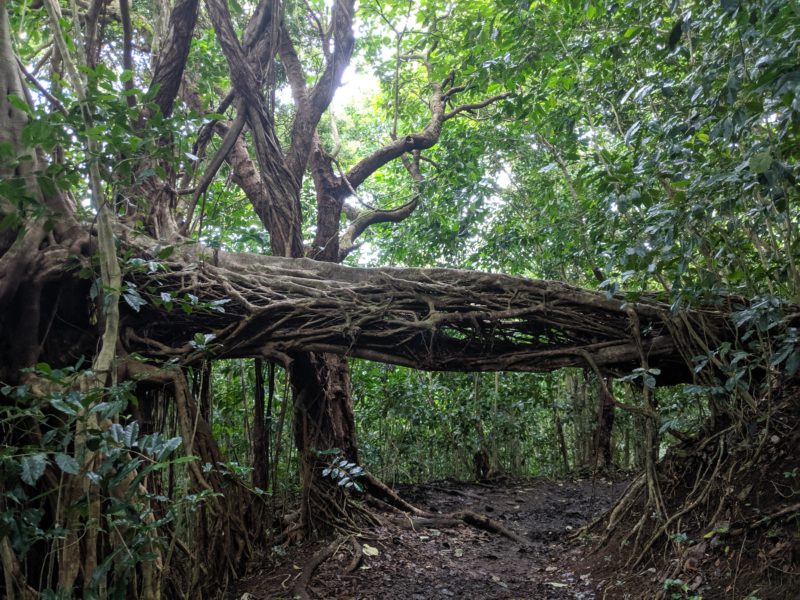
[119,0,135,107]
[205,0,304,256]
[444,92,512,120]
[182,107,247,234]
[15,56,67,115]
[284,0,355,183]
[338,196,419,260]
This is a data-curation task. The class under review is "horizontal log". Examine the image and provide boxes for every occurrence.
[120,248,730,383]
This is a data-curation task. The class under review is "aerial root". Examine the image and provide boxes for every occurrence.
[344,537,363,573]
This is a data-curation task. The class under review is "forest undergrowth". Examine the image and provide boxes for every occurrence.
[586,379,800,600]
[234,380,800,600]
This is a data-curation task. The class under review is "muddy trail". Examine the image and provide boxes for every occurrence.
[236,477,628,599]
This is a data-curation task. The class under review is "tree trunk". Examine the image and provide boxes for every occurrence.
[553,401,570,474]
[568,370,594,469]
[595,376,616,470]
[253,358,268,490]
[290,352,358,536]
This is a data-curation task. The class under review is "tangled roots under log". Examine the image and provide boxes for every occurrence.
[585,380,800,600]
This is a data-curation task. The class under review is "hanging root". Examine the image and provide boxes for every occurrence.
[363,472,528,545]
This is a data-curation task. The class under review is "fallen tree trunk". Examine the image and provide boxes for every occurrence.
[116,242,733,383]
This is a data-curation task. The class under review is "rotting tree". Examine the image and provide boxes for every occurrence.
[1,0,798,598]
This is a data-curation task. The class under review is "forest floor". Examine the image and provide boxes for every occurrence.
[235,476,629,599]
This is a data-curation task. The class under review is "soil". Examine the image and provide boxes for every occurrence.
[235,476,629,599]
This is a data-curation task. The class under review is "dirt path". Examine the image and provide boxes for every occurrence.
[236,477,628,599]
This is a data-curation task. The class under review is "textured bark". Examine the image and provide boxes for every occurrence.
[120,248,722,381]
[292,353,357,462]
[204,0,305,257]
[595,376,616,469]
[252,358,269,490]
[147,0,200,118]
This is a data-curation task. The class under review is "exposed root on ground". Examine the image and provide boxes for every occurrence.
[364,472,528,544]
[291,535,365,600]
[293,537,347,600]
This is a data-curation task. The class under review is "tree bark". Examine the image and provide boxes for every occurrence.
[121,249,712,380]
[595,376,616,470]
[253,358,269,490]
[290,352,358,535]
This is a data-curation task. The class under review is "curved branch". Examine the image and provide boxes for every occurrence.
[283,0,355,183]
[444,92,512,120]
[338,196,419,260]
[341,125,442,193]
[205,0,304,255]
[339,76,509,194]
[182,107,248,234]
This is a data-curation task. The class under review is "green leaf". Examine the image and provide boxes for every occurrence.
[123,421,140,447]
[123,290,147,312]
[20,453,48,486]
[749,151,772,174]
[55,452,81,475]
[50,397,78,416]
[7,94,32,114]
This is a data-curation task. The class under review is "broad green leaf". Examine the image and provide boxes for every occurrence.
[748,151,772,174]
[21,453,48,486]
[55,452,80,475]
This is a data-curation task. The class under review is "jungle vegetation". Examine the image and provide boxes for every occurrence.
[0,0,798,597]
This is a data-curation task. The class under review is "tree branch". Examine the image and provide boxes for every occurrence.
[182,106,247,234]
[205,0,304,256]
[119,0,135,107]
[147,0,200,117]
[121,245,718,383]
[283,0,355,183]
[338,196,419,260]
[341,67,509,193]
[444,92,512,120]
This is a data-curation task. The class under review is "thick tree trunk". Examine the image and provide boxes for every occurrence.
[290,352,359,535]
